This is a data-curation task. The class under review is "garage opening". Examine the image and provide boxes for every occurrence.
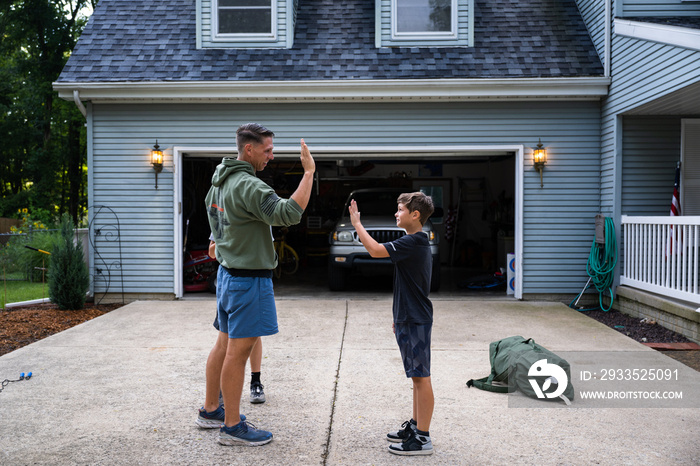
[179,148,518,297]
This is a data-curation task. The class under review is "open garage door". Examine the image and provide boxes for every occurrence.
[173,145,523,298]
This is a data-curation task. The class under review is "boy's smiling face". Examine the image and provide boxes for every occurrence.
[395,203,421,232]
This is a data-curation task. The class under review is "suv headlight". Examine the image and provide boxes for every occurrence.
[427,231,435,242]
[333,231,354,243]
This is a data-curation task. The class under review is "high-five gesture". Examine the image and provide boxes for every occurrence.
[290,138,315,210]
[300,138,315,175]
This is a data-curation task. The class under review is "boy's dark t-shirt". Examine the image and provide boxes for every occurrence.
[384,232,433,324]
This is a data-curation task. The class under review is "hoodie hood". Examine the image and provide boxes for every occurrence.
[211,158,255,187]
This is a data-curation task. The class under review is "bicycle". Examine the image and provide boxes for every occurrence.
[273,227,299,278]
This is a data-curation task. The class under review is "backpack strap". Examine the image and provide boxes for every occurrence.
[467,376,508,393]
[466,371,513,393]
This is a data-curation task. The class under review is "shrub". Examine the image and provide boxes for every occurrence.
[3,210,61,280]
[48,214,90,310]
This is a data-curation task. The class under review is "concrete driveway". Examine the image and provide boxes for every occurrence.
[1,297,698,465]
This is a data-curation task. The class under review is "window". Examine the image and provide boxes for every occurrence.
[217,0,274,35]
[393,0,456,38]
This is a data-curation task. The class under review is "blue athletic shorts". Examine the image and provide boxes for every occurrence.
[216,266,279,338]
[394,322,432,378]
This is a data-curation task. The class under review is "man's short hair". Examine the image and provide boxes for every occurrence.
[236,123,275,153]
[397,192,434,226]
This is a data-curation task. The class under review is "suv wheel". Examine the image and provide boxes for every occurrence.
[328,263,348,291]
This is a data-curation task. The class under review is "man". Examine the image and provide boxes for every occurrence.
[198,123,315,446]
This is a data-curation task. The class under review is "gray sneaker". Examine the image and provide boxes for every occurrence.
[388,431,433,456]
[250,381,266,404]
[219,421,273,446]
[386,420,416,443]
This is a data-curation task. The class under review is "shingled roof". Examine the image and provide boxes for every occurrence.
[56,0,603,83]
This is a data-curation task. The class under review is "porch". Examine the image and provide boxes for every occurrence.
[619,215,700,342]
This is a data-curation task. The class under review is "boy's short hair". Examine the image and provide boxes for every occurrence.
[397,192,434,226]
[236,123,275,153]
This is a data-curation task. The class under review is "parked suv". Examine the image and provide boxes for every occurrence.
[328,188,441,291]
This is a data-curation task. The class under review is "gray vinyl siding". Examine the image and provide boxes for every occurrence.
[89,100,600,296]
[617,0,700,17]
[376,0,472,47]
[198,0,292,48]
[599,30,700,216]
[576,0,607,65]
[621,116,682,215]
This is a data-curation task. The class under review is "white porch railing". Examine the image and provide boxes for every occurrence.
[620,216,700,304]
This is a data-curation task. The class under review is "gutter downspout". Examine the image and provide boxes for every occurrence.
[73,90,87,117]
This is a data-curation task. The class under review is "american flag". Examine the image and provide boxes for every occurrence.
[668,163,681,256]
[671,163,681,217]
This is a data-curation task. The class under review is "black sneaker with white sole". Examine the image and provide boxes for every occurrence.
[250,381,266,404]
[386,420,417,443]
[388,430,433,456]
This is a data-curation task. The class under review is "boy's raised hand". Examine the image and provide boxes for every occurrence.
[349,199,361,228]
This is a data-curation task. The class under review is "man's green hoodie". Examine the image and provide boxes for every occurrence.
[205,158,304,270]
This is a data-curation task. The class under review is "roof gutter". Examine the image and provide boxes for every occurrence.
[53,77,610,104]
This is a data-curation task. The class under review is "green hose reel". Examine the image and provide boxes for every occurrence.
[571,216,618,312]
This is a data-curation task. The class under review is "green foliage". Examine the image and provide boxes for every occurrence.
[1,209,61,280]
[0,1,95,223]
[48,214,89,310]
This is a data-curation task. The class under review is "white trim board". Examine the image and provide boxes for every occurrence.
[172,144,525,300]
[55,78,610,104]
[615,19,700,52]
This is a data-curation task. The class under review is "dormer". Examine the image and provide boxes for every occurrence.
[375,0,473,48]
[197,0,298,48]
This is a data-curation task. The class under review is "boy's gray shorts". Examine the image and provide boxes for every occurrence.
[394,322,432,378]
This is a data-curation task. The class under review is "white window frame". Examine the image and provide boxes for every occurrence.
[212,0,278,42]
[391,0,458,40]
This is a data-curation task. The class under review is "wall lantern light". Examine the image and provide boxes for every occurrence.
[151,140,163,189]
[533,138,547,188]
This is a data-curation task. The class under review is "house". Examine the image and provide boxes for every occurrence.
[53,0,699,338]
[574,0,700,340]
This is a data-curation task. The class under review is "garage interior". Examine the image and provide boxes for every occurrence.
[182,153,516,296]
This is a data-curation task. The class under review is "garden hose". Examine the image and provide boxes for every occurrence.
[570,217,617,312]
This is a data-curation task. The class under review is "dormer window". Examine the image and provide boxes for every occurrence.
[217,0,274,35]
[393,0,456,38]
[377,0,471,48]
[199,0,295,48]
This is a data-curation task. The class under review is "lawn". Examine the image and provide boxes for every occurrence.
[1,279,50,307]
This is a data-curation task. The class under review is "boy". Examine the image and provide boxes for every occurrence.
[348,192,435,456]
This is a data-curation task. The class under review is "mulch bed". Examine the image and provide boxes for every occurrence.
[0,302,123,356]
[581,308,692,344]
[581,308,700,372]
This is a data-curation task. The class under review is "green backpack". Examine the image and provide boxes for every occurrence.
[467,336,574,404]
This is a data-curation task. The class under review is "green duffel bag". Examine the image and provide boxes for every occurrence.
[467,335,574,404]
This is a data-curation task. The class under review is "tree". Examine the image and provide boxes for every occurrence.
[48,213,89,309]
[0,1,97,224]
